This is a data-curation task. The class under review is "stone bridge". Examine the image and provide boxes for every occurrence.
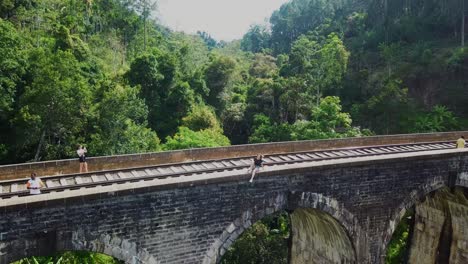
[1,132,468,264]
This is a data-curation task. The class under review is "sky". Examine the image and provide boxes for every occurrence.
[156,0,290,41]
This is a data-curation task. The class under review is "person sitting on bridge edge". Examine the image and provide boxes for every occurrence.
[248,154,264,183]
[26,172,45,195]
[456,136,466,149]
[77,145,88,173]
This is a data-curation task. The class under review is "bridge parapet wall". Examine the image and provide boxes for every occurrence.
[0,131,464,181]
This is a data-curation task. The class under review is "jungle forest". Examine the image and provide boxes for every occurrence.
[1,0,467,263]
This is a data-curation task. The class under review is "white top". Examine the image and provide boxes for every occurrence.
[77,148,87,157]
[28,178,43,195]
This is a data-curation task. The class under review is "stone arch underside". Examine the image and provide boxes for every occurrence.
[384,177,447,248]
[290,208,356,263]
[202,192,288,264]
[203,191,363,264]
[382,177,446,264]
[289,192,364,264]
[1,230,158,264]
[383,175,468,264]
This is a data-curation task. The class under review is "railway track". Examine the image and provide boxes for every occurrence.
[0,141,456,199]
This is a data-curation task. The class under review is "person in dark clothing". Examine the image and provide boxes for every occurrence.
[248,154,264,183]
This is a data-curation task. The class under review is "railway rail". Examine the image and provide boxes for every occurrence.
[0,141,456,200]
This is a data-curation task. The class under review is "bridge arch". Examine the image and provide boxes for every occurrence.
[288,191,366,263]
[203,191,364,264]
[383,177,446,252]
[202,191,287,264]
[289,191,364,239]
[382,174,468,263]
[5,230,158,264]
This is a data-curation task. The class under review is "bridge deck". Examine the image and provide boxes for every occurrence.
[0,141,456,200]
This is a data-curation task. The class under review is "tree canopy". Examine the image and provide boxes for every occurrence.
[0,0,465,166]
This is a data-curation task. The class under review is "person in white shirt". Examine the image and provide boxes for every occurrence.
[77,145,88,173]
[26,172,45,195]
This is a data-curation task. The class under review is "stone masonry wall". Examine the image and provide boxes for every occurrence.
[1,151,468,264]
[448,201,468,263]
[408,200,446,263]
[405,188,468,264]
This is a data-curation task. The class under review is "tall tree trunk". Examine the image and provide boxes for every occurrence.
[462,0,465,47]
[316,87,320,106]
[34,130,46,162]
[144,16,147,51]
[384,0,388,43]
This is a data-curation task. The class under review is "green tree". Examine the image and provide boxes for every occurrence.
[163,126,230,150]
[317,33,350,95]
[182,104,222,131]
[53,24,91,61]
[279,77,311,123]
[89,82,160,156]
[159,81,195,136]
[249,96,366,143]
[222,83,249,145]
[126,51,178,137]
[221,212,290,264]
[126,54,164,122]
[197,31,218,50]
[91,119,160,156]
[385,210,413,264]
[188,68,209,100]
[291,96,364,140]
[13,49,92,161]
[171,32,210,78]
[249,114,292,143]
[352,78,411,134]
[129,0,158,52]
[269,0,344,54]
[285,33,349,104]
[0,19,28,163]
[241,24,271,53]
[249,53,278,79]
[409,105,460,133]
[0,0,15,19]
[204,55,237,111]
[13,251,123,264]
[0,19,26,116]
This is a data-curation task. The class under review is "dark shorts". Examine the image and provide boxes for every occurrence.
[79,156,86,163]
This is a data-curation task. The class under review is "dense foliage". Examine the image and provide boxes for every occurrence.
[0,0,230,163]
[1,0,465,165]
[221,212,290,264]
[243,0,467,135]
[13,251,123,264]
[386,210,413,264]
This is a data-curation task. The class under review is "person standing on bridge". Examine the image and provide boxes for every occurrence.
[26,172,45,195]
[456,136,466,149]
[248,154,264,183]
[77,145,88,173]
